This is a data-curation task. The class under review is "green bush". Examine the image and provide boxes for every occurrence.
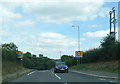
[2,48,17,62]
[2,43,55,70]
[61,55,76,67]
[83,36,119,63]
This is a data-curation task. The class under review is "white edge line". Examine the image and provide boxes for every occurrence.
[110,81,116,83]
[71,70,118,79]
[27,71,35,75]
[110,81,114,82]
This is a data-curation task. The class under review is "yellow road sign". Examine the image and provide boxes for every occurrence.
[75,51,83,57]
[16,51,23,58]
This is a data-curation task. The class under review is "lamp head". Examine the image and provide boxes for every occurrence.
[112,7,115,10]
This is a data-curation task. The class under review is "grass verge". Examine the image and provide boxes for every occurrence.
[2,61,33,82]
[70,60,120,73]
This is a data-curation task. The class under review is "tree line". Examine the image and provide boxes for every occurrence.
[83,36,120,63]
[2,43,55,70]
[22,52,55,70]
[2,35,120,68]
[61,36,120,66]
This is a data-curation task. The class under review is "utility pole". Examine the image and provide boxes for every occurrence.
[118,1,120,42]
[109,7,117,40]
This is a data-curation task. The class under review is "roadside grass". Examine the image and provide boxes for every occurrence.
[2,61,33,82]
[70,60,119,73]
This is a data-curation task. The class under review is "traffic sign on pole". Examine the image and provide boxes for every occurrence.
[75,51,83,57]
[16,51,23,58]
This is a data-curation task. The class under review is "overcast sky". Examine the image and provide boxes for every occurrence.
[0,0,119,59]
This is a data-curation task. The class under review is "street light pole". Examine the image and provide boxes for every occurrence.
[72,25,80,51]
[72,25,81,64]
[78,26,80,51]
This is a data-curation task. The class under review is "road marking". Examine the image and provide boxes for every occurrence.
[71,70,118,80]
[27,71,35,75]
[54,74,61,79]
[100,78,106,81]
[65,82,68,84]
[110,81,116,83]
[51,71,61,79]
[51,71,54,74]
[37,70,49,72]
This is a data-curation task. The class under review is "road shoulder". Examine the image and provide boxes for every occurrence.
[70,70,119,80]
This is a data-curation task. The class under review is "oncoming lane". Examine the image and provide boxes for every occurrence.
[12,70,63,82]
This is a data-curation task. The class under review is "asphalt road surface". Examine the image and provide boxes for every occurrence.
[3,70,119,84]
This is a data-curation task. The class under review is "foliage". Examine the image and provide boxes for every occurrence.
[2,43,55,70]
[22,52,55,70]
[22,53,35,69]
[2,61,32,82]
[61,55,76,67]
[2,43,17,62]
[83,36,120,63]
[70,60,119,73]
[61,36,119,65]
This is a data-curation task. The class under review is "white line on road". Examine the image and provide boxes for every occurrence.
[54,74,61,79]
[51,71,61,79]
[100,78,106,81]
[51,71,54,74]
[27,71,35,75]
[110,81,116,83]
[37,70,49,72]
[65,82,68,84]
[71,70,118,79]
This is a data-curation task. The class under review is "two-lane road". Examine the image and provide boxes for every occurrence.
[5,70,118,84]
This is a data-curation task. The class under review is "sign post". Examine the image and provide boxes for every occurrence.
[72,25,83,64]
[16,51,23,65]
[75,51,83,64]
[16,51,23,58]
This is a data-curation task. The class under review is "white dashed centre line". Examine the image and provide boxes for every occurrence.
[100,78,106,81]
[54,74,61,79]
[65,82,68,84]
[51,71,61,79]
[110,81,116,83]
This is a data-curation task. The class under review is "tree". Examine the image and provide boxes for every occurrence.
[22,52,34,69]
[83,35,119,63]
[39,54,43,58]
[2,43,18,62]
[22,55,35,69]
[32,54,37,58]
[61,55,76,67]
[2,42,18,51]
[61,55,74,62]
[100,36,115,49]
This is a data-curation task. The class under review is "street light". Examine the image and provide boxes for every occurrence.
[72,25,80,51]
[72,25,82,64]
